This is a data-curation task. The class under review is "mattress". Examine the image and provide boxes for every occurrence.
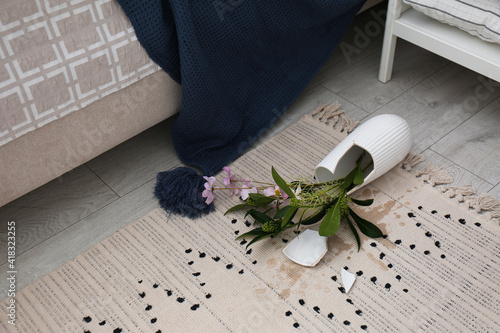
[404,0,500,45]
[0,0,161,146]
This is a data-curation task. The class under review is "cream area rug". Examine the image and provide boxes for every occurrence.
[2,104,499,332]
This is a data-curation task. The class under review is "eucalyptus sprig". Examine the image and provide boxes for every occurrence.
[224,156,384,250]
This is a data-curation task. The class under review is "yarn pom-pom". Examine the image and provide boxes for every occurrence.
[154,167,215,218]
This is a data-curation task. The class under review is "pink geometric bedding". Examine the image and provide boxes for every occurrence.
[0,0,160,146]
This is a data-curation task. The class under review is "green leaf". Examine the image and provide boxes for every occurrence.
[246,233,273,249]
[300,208,326,225]
[280,207,298,228]
[350,198,374,206]
[271,167,295,198]
[349,208,384,238]
[318,203,341,237]
[353,165,364,186]
[345,215,361,252]
[248,193,276,206]
[274,205,292,219]
[340,166,358,190]
[236,227,266,240]
[224,204,253,215]
[249,210,273,224]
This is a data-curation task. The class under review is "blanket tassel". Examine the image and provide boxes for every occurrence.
[154,167,214,218]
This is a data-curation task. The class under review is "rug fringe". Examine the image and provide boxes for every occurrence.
[311,103,358,133]
[400,152,425,171]
[414,164,454,186]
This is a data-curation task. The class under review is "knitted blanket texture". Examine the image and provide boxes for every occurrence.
[117,0,367,216]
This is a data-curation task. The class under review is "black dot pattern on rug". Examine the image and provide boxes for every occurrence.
[138,280,142,284]
[240,239,247,246]
[285,310,292,316]
[396,275,401,281]
[444,214,451,219]
[226,264,233,269]
[185,248,192,253]
[151,318,157,324]
[425,231,432,237]
[245,221,251,227]
[395,239,402,245]
[177,297,185,303]
[416,222,421,227]
[145,304,152,311]
[459,218,466,225]
[331,275,337,281]
[191,304,200,311]
[355,310,363,315]
[346,299,353,304]
[435,241,441,248]
[83,316,92,323]
[99,320,106,326]
[246,249,252,255]
[356,271,363,276]
[344,320,351,326]
[239,269,244,274]
[293,322,300,328]
[385,283,391,290]
[165,289,172,296]
[231,219,237,224]
[370,277,377,283]
[387,264,393,269]
[370,242,377,247]
[206,293,212,299]
[379,253,386,259]
[212,256,220,262]
[299,299,305,306]
[410,244,416,250]
[199,252,206,258]
[418,206,423,210]
[408,212,415,218]
[84,330,90,333]
[431,210,437,214]
[153,283,159,288]
[403,289,408,293]
[252,260,257,264]
[328,313,334,319]
[441,254,446,259]
[361,325,368,330]
[338,287,346,293]
[282,238,288,243]
[234,230,239,235]
[188,261,194,265]
[313,306,320,313]
[424,250,430,255]
[200,282,205,286]
[156,330,162,333]
[192,272,201,277]
[343,266,349,271]
[475,222,481,227]
[113,329,122,333]
[139,292,146,298]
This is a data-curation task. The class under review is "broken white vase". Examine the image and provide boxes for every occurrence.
[315,114,413,194]
[282,229,328,267]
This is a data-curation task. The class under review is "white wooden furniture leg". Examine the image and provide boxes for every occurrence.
[379,0,404,83]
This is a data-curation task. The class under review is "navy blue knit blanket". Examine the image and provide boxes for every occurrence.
[117,0,367,217]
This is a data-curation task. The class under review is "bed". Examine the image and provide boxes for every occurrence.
[0,0,385,208]
[0,0,182,207]
[379,0,500,83]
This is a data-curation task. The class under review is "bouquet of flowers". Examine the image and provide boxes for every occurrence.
[203,154,384,250]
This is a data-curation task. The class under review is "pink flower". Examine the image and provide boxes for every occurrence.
[202,176,216,205]
[240,178,258,200]
[223,166,239,196]
[264,185,289,200]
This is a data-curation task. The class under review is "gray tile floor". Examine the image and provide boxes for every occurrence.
[1,3,499,298]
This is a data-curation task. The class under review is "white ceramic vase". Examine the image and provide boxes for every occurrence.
[314,114,412,193]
